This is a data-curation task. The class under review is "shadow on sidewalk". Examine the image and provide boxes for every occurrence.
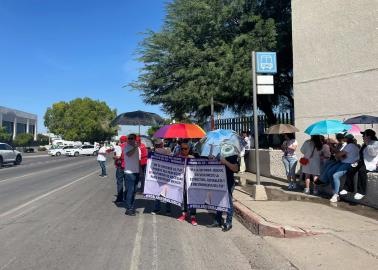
[113,194,216,226]
[239,183,378,221]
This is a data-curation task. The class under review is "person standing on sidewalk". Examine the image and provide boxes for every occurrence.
[97,143,108,177]
[238,131,249,174]
[281,133,298,190]
[124,134,141,216]
[300,135,330,194]
[113,136,127,202]
[208,155,239,232]
[340,129,378,200]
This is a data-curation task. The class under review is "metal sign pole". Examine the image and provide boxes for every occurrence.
[251,51,261,185]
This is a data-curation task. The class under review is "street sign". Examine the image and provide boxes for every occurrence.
[257,75,274,85]
[257,85,274,94]
[256,52,277,74]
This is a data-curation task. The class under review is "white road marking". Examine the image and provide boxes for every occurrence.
[0,171,97,219]
[152,214,158,270]
[23,155,49,159]
[129,213,145,270]
[0,159,93,184]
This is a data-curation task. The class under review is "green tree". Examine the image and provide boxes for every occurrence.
[44,98,117,142]
[37,134,49,145]
[131,0,284,123]
[0,127,11,142]
[13,133,34,147]
[147,126,161,137]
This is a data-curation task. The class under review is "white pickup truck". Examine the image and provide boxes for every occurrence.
[0,143,22,167]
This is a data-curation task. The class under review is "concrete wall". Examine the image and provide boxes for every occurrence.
[245,149,287,180]
[292,0,378,147]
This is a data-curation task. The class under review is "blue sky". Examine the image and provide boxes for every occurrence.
[0,0,168,134]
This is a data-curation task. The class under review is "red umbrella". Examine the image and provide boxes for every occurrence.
[153,123,206,139]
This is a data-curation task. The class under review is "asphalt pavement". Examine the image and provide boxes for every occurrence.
[0,154,295,270]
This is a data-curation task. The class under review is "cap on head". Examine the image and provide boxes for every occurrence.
[361,129,376,137]
[120,135,127,143]
[344,133,354,140]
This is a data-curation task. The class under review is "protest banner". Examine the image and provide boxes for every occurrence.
[186,158,230,211]
[144,153,186,206]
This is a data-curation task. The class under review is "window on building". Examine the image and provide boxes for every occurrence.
[2,121,13,135]
[29,125,35,134]
[17,123,27,134]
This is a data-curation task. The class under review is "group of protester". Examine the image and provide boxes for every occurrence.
[281,129,378,202]
[96,134,239,232]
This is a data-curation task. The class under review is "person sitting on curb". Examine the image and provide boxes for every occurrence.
[207,154,239,232]
[317,134,360,203]
[340,129,378,200]
[176,142,198,226]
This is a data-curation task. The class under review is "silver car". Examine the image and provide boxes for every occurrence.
[0,143,22,167]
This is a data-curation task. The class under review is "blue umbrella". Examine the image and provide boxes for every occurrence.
[194,129,246,158]
[304,120,351,135]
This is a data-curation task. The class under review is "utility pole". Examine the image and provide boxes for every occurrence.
[210,95,215,130]
[251,51,267,200]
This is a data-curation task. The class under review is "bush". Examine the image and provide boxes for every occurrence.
[13,133,34,147]
[38,146,47,151]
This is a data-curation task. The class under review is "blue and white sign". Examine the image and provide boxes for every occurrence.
[256,52,277,74]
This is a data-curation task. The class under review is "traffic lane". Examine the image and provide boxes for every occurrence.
[0,169,136,270]
[0,155,98,180]
[0,158,110,214]
[0,167,294,270]
[133,198,295,270]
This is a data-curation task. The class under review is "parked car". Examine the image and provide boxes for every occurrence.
[0,143,22,167]
[48,145,76,156]
[65,145,98,157]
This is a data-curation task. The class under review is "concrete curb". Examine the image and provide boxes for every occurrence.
[233,200,323,238]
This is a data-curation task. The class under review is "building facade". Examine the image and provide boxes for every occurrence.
[292,0,378,146]
[0,106,38,140]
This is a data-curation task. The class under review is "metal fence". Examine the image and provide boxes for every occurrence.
[214,111,294,134]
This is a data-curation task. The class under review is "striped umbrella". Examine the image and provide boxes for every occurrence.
[153,123,206,139]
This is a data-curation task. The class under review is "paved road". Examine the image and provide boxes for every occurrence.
[0,155,295,270]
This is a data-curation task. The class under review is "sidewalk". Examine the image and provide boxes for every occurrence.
[232,172,378,269]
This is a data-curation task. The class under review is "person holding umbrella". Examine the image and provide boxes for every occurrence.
[151,139,172,215]
[266,124,300,190]
[176,142,198,225]
[124,134,141,216]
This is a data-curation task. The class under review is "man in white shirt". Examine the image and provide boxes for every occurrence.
[124,134,141,216]
[97,143,107,177]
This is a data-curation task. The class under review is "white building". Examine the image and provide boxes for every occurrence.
[0,106,38,140]
[292,0,378,146]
